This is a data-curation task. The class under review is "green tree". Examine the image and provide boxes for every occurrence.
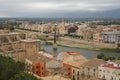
[103,56,116,61]
[109,56,116,60]
[97,53,105,59]
[9,26,15,32]
[104,56,109,61]
[118,57,120,60]
[0,55,25,80]
[9,73,41,80]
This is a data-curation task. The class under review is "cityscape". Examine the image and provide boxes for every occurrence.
[0,0,120,80]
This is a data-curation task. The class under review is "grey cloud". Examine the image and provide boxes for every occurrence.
[0,0,119,17]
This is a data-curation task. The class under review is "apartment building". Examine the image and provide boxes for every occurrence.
[98,61,120,80]
[103,31,120,43]
[0,32,40,61]
[80,59,106,79]
[25,54,50,77]
[57,52,87,79]
[26,51,63,77]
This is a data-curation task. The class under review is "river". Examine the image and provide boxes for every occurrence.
[41,41,120,59]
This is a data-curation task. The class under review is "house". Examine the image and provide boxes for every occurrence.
[98,61,120,80]
[80,59,106,79]
[93,33,103,42]
[25,54,51,77]
[26,52,63,77]
[57,52,87,79]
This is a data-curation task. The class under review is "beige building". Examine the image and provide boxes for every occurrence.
[80,27,95,40]
[25,51,63,77]
[80,59,106,79]
[59,19,67,35]
[0,32,40,61]
[57,52,87,79]
[20,22,56,33]
[98,61,120,80]
[93,33,103,42]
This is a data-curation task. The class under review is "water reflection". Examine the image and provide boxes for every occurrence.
[41,41,120,59]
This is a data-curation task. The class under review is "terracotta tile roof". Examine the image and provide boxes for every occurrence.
[27,54,52,64]
[81,59,106,67]
[60,52,87,68]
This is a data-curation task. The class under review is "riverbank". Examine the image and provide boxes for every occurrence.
[39,36,119,52]
[16,29,118,52]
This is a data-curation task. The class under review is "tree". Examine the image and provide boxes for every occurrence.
[108,56,116,60]
[103,56,116,61]
[118,57,120,60]
[97,53,105,59]
[0,55,25,80]
[9,26,15,32]
[9,73,41,80]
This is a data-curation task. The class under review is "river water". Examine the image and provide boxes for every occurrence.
[41,41,120,59]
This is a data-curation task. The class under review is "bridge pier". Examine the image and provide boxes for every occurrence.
[53,43,57,49]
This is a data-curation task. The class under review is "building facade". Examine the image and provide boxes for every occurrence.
[80,59,106,80]
[0,32,40,61]
[98,61,120,80]
[103,31,120,43]
[57,52,87,79]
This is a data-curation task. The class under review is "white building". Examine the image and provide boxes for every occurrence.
[103,31,120,43]
[98,61,120,80]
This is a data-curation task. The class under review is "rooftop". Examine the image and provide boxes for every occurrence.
[58,52,87,68]
[101,61,120,69]
[27,53,52,64]
[81,59,106,67]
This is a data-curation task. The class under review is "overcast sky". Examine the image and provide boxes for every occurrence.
[0,0,120,17]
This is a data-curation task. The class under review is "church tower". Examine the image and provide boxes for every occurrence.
[59,18,67,35]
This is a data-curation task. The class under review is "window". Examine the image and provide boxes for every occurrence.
[99,75,101,77]
[73,70,75,73]
[88,68,90,71]
[36,71,39,74]
[93,69,96,72]
[77,77,79,80]
[73,75,75,80]
[68,68,70,70]
[36,66,39,69]
[68,73,70,75]
[100,69,102,72]
[77,71,79,75]
[42,67,44,70]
